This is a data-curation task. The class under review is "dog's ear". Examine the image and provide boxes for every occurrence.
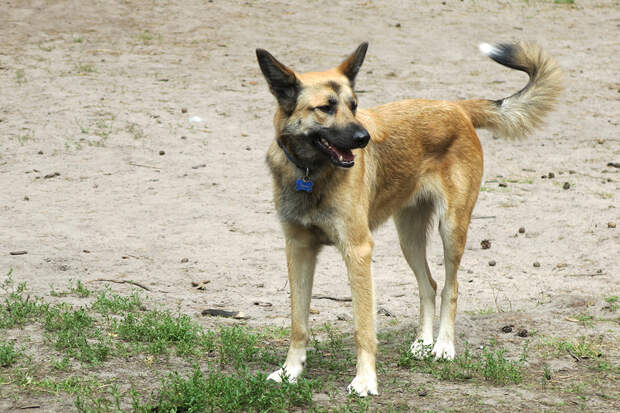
[337,42,368,86]
[256,49,300,113]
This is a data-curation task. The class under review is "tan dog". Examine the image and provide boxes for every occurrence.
[256,41,561,396]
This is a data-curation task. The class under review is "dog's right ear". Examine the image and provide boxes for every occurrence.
[256,49,299,113]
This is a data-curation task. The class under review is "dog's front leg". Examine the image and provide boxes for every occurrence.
[340,234,378,396]
[267,224,319,383]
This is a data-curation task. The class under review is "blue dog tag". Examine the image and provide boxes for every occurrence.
[296,178,313,192]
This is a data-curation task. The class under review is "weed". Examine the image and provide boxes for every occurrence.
[398,338,523,385]
[50,279,91,298]
[0,341,18,367]
[554,0,574,4]
[542,336,602,359]
[604,295,618,312]
[112,307,213,356]
[0,271,47,328]
[126,122,146,140]
[307,323,354,374]
[573,312,594,327]
[132,366,315,413]
[92,288,142,314]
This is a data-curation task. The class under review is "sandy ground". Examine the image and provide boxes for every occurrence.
[1,0,619,410]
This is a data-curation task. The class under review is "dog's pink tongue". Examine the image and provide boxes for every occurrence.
[332,146,355,162]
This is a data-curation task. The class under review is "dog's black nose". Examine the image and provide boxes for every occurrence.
[353,128,370,148]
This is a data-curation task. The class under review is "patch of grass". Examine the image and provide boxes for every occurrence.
[50,279,91,298]
[126,122,146,140]
[573,312,595,327]
[131,366,316,413]
[307,323,354,374]
[542,336,602,359]
[137,30,159,44]
[0,341,19,367]
[17,131,34,145]
[398,338,524,385]
[604,295,618,312]
[554,0,574,4]
[43,304,111,364]
[92,288,142,314]
[111,308,214,356]
[0,270,47,328]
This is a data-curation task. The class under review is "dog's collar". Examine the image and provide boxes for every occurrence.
[277,139,314,192]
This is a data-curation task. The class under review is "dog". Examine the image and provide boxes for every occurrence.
[255,41,561,396]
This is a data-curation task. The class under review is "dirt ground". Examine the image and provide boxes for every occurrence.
[1,0,618,411]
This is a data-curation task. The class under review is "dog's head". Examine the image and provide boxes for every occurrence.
[256,43,370,169]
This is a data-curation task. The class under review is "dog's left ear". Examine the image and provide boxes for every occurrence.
[337,42,368,86]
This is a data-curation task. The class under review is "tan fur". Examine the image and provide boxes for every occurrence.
[258,42,561,396]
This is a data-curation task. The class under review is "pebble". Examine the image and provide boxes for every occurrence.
[533,261,541,268]
[9,251,27,256]
[517,329,529,337]
[44,172,60,179]
[518,227,525,234]
[548,172,555,179]
[309,308,320,315]
[417,388,428,397]
[563,182,570,190]
[23,196,29,201]
[499,182,507,187]
[159,150,165,156]
[337,313,351,321]
[481,239,491,249]
[180,257,189,263]
[608,222,616,228]
[181,108,188,113]
[488,260,496,267]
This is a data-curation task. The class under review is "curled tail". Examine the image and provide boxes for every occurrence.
[460,42,563,139]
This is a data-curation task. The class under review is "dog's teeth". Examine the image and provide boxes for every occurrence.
[339,155,343,162]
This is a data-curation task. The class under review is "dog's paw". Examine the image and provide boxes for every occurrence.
[266,365,302,383]
[347,374,378,397]
[410,338,434,359]
[432,340,455,360]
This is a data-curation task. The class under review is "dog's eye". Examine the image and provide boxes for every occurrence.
[351,101,358,112]
[316,105,333,114]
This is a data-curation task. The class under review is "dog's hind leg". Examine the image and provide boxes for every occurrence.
[394,200,437,358]
[433,189,477,360]
[267,223,320,383]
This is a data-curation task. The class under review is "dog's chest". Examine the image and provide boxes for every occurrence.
[275,183,337,245]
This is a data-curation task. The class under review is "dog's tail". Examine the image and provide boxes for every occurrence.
[459,42,562,139]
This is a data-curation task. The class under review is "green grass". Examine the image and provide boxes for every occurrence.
[604,295,618,312]
[0,341,19,367]
[129,367,316,413]
[2,269,618,411]
[398,336,524,385]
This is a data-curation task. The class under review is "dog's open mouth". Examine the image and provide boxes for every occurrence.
[316,137,355,168]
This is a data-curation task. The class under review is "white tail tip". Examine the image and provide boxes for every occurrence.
[478,42,495,56]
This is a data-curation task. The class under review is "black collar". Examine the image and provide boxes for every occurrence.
[277,139,311,177]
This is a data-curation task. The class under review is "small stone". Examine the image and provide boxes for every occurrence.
[547,172,555,179]
[481,239,491,249]
[518,227,525,234]
[488,260,496,267]
[309,308,320,315]
[336,313,351,321]
[608,222,616,228]
[533,261,541,268]
[38,150,43,155]
[180,257,189,263]
[378,307,393,317]
[517,329,529,337]
[563,182,570,190]
[395,23,401,28]
[417,388,428,397]
[180,136,187,140]
[256,283,264,288]
[58,264,69,271]
[159,150,165,156]
[181,108,188,113]
[499,182,507,187]
[501,325,513,333]
[597,138,604,144]
[23,196,29,201]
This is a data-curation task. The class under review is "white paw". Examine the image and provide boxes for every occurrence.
[347,374,378,397]
[432,339,455,360]
[266,365,302,383]
[410,338,434,359]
